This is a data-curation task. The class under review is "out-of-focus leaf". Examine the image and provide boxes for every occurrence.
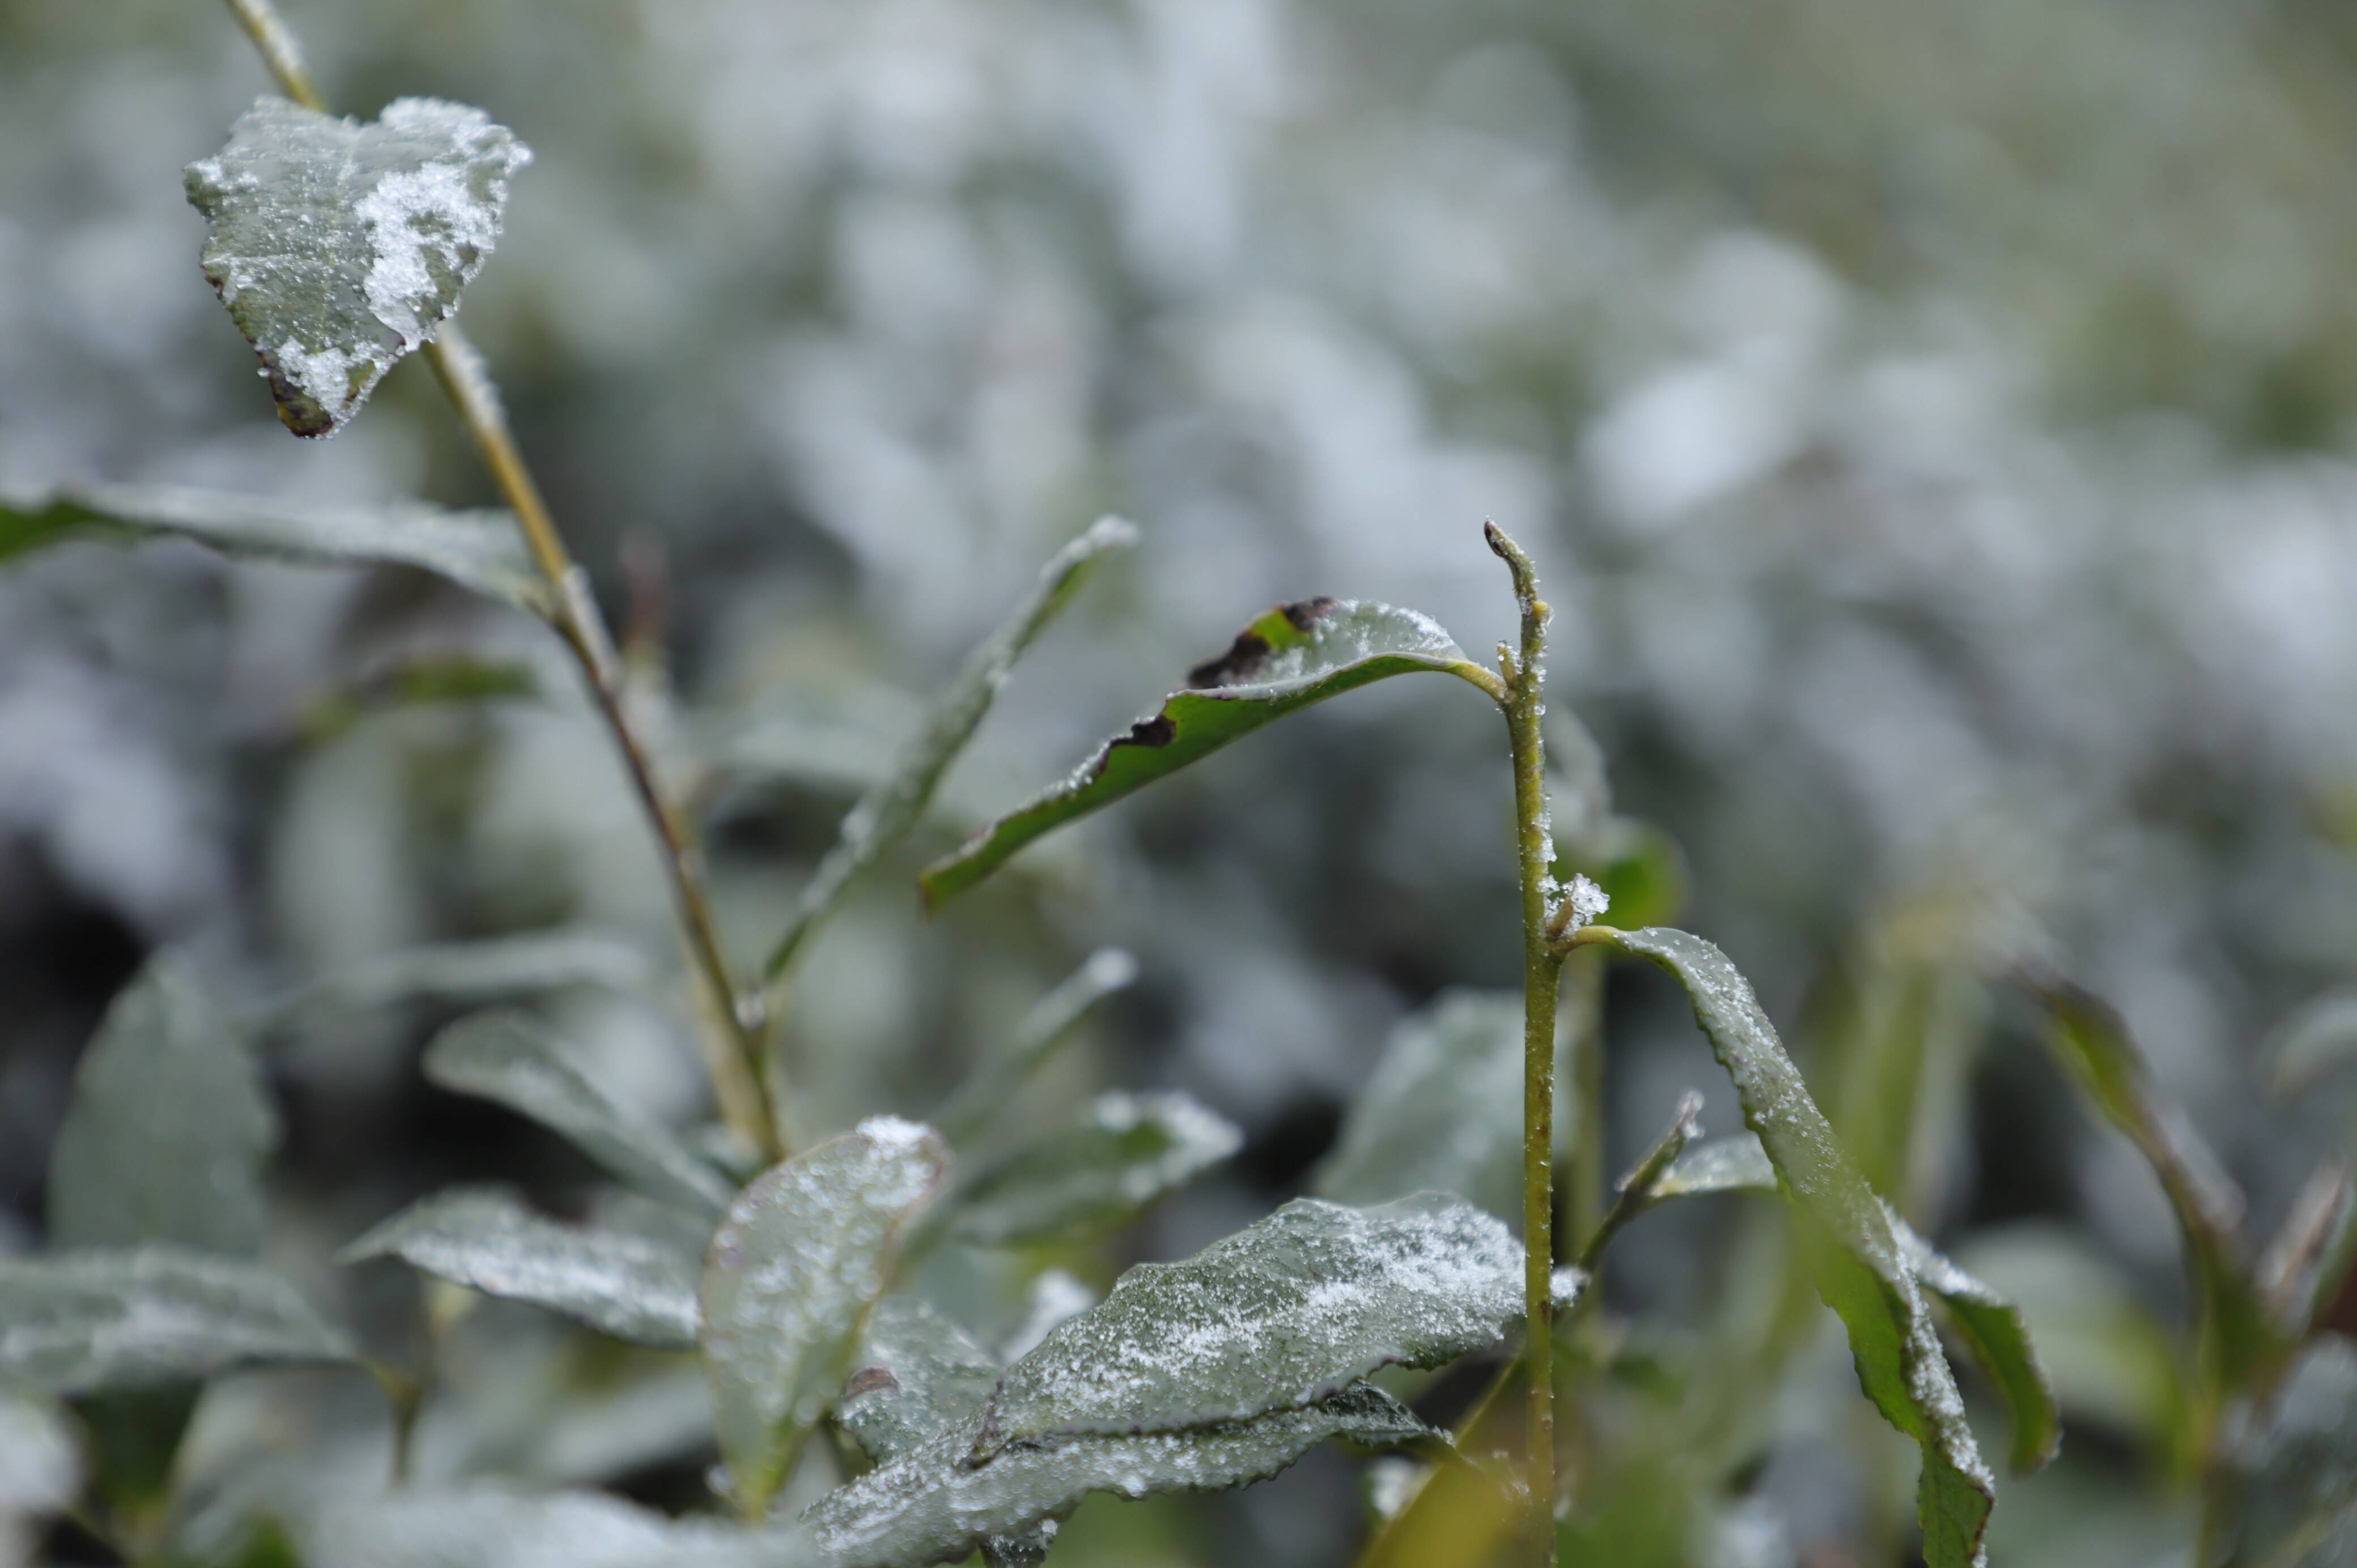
[765,518,1138,979]
[308,1486,810,1568]
[2262,1162,2357,1341]
[185,96,530,438]
[48,958,276,1259]
[949,1091,1240,1249]
[1888,1210,2062,1473]
[921,599,1492,906]
[0,1390,80,1519]
[1575,1092,1704,1271]
[974,1193,1519,1457]
[1551,815,1686,933]
[342,1187,700,1350]
[935,948,1139,1145]
[269,928,656,1021]
[1819,927,1988,1218]
[0,1249,354,1394]
[1573,925,1996,1568]
[1314,990,1524,1224]
[0,485,548,613]
[805,1382,1437,1568]
[839,1297,1003,1465]
[2211,1336,2357,1568]
[2269,990,2357,1097]
[300,653,539,744]
[423,1011,733,1216]
[2028,979,2284,1390]
[701,1118,950,1515]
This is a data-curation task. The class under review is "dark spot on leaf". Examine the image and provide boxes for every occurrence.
[1188,631,1270,689]
[844,1365,900,1399]
[1117,714,1178,748]
[1282,596,1338,633]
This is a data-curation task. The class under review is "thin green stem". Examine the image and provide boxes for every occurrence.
[1486,520,1561,1564]
[217,0,784,1162]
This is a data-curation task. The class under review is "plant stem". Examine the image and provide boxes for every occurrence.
[1486,521,1561,1564]
[218,0,783,1161]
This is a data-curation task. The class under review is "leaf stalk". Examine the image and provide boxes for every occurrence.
[217,0,784,1161]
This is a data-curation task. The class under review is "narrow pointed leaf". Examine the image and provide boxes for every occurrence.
[0,1249,354,1394]
[700,1118,951,1515]
[921,599,1491,906]
[49,958,276,1258]
[1653,1134,1777,1199]
[186,95,530,438]
[343,1188,700,1349]
[1888,1209,2061,1473]
[1314,991,1525,1224]
[300,651,539,744]
[2028,978,2284,1385]
[975,1192,1518,1457]
[950,1091,1240,1249]
[1574,925,1996,1567]
[936,947,1139,1145]
[805,1382,1436,1568]
[424,1011,732,1216]
[0,485,548,613]
[1575,1092,1703,1271]
[767,519,1137,978]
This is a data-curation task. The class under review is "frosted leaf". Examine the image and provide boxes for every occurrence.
[839,1298,1004,1465]
[1565,873,1610,930]
[342,1187,701,1350]
[423,1011,733,1217]
[186,96,530,437]
[699,1119,950,1515]
[803,1382,1436,1568]
[1653,1134,1778,1199]
[1313,990,1525,1223]
[767,518,1137,978]
[1887,1207,2060,1473]
[973,1192,1519,1458]
[48,958,276,1259]
[1578,926,1996,1567]
[922,599,1490,906]
[948,1090,1240,1248]
[308,1486,812,1568]
[0,484,550,614]
[0,1248,354,1394]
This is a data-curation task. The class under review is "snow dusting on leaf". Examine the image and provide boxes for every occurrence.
[186,96,530,437]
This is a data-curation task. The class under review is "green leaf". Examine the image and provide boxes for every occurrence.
[0,484,548,614]
[423,1011,733,1216]
[48,958,277,1258]
[307,1486,811,1568]
[2211,1337,2357,1568]
[920,599,1491,907]
[270,928,656,1022]
[947,1091,1240,1249]
[700,1118,951,1515]
[934,947,1139,1145]
[1652,1134,1777,1199]
[185,95,530,438]
[2269,990,2357,1096]
[0,1248,354,1394]
[1314,990,1525,1224]
[2028,978,2284,1391]
[839,1297,1005,1465]
[1887,1209,2062,1473]
[803,1382,1436,1568]
[342,1187,701,1350]
[973,1192,1519,1458]
[1573,925,1996,1567]
[299,651,539,744]
[765,519,1138,979]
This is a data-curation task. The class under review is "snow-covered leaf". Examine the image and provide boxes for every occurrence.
[839,1298,1003,1465]
[1575,925,1996,1567]
[701,1119,950,1514]
[949,1091,1240,1249]
[0,484,548,613]
[935,948,1138,1145]
[767,518,1137,977]
[186,96,530,437]
[424,1011,732,1216]
[343,1187,700,1349]
[805,1382,1437,1568]
[1314,990,1524,1222]
[308,1486,810,1568]
[48,958,276,1258]
[921,600,1490,907]
[1653,1134,1776,1200]
[0,1248,354,1394]
[973,1192,1518,1458]
[1890,1211,2061,1473]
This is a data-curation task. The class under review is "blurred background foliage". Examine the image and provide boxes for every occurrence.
[8,0,2357,1563]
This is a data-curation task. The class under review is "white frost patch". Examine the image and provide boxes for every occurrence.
[1565,872,1610,930]
[272,335,358,414]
